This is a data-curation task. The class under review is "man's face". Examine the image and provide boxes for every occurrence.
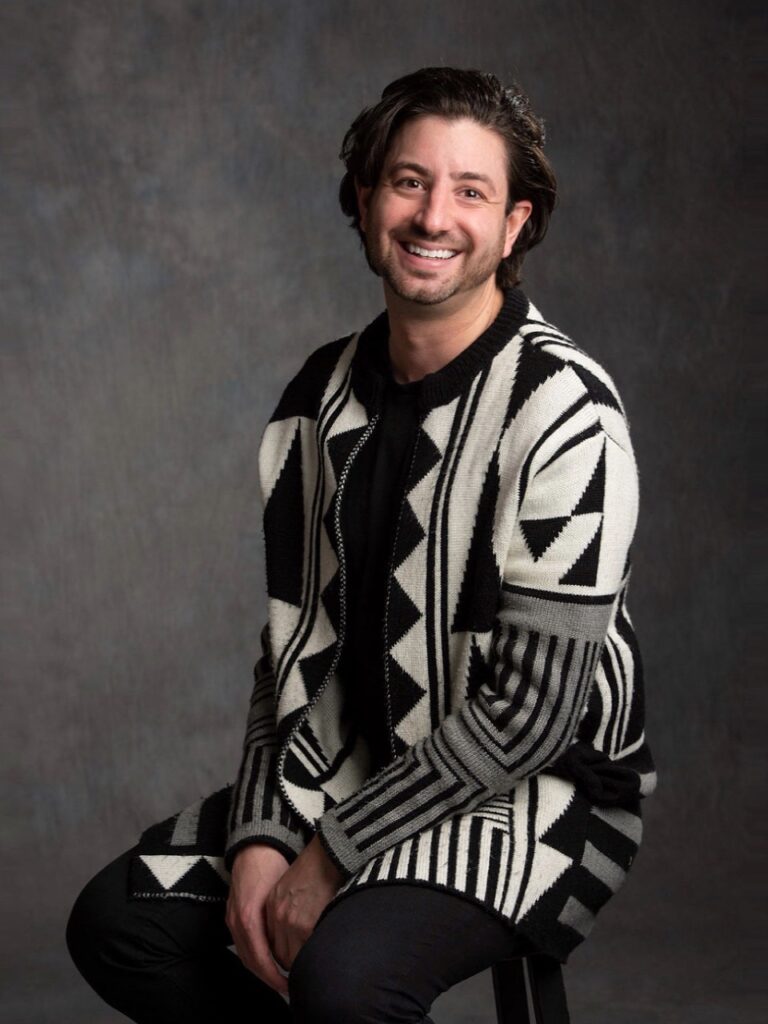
[355,115,532,307]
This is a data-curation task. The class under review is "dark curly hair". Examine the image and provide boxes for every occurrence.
[339,67,557,290]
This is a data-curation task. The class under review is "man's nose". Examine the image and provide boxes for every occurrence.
[412,186,453,237]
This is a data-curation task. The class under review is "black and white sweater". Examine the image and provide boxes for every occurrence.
[130,287,657,964]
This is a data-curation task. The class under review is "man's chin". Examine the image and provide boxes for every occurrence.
[383,272,460,306]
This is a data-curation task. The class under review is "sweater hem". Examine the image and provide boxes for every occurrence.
[129,890,226,903]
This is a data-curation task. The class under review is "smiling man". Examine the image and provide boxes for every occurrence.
[359,116,527,308]
[67,67,657,1024]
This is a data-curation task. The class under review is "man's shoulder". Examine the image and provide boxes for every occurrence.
[269,332,357,424]
[517,301,629,420]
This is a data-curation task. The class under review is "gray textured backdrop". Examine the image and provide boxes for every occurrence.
[2,2,760,1022]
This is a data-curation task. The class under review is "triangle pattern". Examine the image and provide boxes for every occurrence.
[323,427,375,557]
[506,347,563,425]
[520,516,570,560]
[388,655,428,738]
[387,575,422,649]
[298,641,338,705]
[566,362,622,412]
[140,854,199,890]
[560,518,603,586]
[517,838,573,921]
[177,858,230,898]
[264,424,305,606]
[392,498,426,570]
[322,500,340,559]
[320,567,341,630]
[516,779,578,920]
[572,439,606,516]
[203,856,230,883]
[452,448,502,633]
[327,426,369,483]
[405,427,442,494]
[535,785,578,845]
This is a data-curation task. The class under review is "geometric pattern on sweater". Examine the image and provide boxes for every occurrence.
[320,773,644,961]
[129,286,657,964]
[129,786,235,902]
[129,773,643,963]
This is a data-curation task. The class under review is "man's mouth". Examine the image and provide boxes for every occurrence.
[400,241,459,261]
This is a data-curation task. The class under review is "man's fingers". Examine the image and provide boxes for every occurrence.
[225,846,295,998]
[233,920,289,996]
[251,945,290,996]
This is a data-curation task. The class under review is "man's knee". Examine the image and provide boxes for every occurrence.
[67,875,119,982]
[65,851,150,985]
[289,945,362,1023]
[289,937,399,1024]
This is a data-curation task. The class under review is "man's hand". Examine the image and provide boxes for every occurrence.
[264,834,346,973]
[226,844,293,997]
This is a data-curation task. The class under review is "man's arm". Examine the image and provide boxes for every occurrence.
[316,409,641,880]
[225,621,310,871]
[226,623,318,995]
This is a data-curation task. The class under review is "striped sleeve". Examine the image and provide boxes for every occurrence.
[316,418,641,880]
[225,622,311,869]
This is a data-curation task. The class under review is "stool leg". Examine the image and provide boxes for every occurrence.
[492,957,570,1024]
[526,957,570,1024]
[492,959,529,1023]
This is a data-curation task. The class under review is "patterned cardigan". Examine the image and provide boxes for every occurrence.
[130,287,657,964]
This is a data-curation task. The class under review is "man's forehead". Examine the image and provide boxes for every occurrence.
[381,115,507,179]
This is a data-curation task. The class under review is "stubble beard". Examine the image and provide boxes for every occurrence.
[364,229,507,306]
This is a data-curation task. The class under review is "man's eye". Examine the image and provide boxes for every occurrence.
[397,178,424,189]
[462,188,483,200]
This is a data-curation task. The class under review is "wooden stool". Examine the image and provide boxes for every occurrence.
[491,956,570,1023]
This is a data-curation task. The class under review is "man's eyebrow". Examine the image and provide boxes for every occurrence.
[387,161,498,193]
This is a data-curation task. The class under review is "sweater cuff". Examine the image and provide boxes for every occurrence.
[224,820,308,873]
[316,809,365,879]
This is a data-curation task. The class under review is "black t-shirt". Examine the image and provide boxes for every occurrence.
[338,340,423,774]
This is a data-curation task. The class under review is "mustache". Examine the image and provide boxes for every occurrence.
[397,227,463,246]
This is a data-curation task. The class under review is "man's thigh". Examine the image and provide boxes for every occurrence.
[67,846,292,1023]
[289,883,532,1024]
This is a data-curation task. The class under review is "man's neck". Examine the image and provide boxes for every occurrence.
[384,279,505,385]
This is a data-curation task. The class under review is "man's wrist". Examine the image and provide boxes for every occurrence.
[311,830,349,884]
[230,839,292,873]
[300,833,341,883]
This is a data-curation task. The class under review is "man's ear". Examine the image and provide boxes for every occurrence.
[503,200,533,259]
[355,179,373,233]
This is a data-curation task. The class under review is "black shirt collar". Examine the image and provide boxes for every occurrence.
[350,286,530,414]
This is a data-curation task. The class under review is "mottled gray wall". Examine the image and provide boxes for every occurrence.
[2,2,758,1021]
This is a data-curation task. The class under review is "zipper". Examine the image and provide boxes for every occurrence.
[277,411,381,828]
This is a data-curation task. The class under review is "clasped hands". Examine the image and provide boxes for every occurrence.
[225,834,345,998]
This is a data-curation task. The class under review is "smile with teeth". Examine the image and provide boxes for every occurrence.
[402,241,459,260]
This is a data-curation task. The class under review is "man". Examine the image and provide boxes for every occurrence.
[67,67,657,1023]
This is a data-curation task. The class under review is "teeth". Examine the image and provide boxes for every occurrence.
[405,243,457,260]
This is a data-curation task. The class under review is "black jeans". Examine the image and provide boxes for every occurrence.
[66,845,534,1023]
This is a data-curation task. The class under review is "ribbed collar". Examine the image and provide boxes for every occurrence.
[350,286,529,414]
